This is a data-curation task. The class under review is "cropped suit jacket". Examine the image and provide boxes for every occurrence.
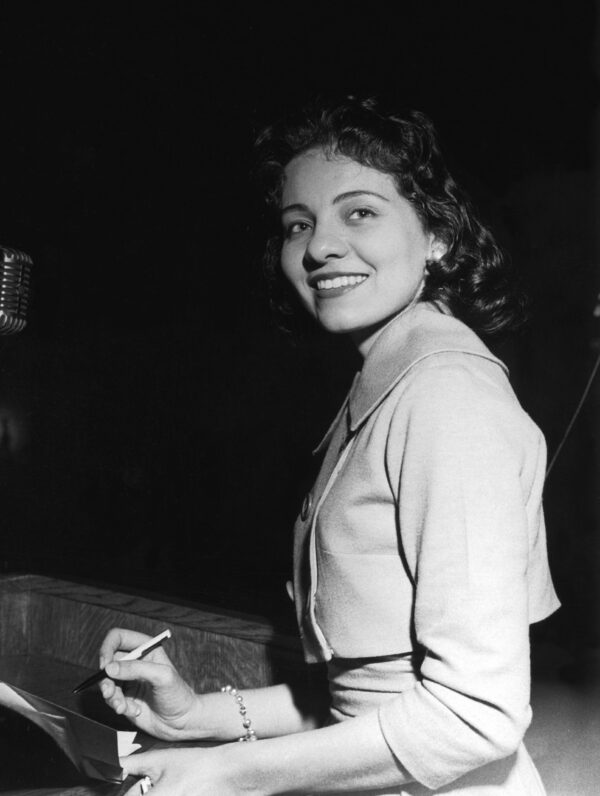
[291,302,559,792]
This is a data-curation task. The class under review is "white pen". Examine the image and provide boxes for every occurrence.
[72,628,172,694]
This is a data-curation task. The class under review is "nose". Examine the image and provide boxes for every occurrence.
[303,223,348,271]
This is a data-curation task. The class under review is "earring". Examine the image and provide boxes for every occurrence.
[430,244,445,262]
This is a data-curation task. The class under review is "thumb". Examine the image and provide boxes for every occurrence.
[106,658,172,687]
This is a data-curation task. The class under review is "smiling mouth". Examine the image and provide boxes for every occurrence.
[313,274,369,291]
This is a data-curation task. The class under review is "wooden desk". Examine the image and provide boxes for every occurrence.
[0,574,303,795]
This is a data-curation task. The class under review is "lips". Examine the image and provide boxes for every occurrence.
[307,272,370,298]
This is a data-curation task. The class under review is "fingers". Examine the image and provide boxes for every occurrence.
[101,658,180,719]
[99,676,118,700]
[120,750,178,796]
[121,751,149,777]
[99,661,144,718]
[121,751,161,787]
[99,674,128,715]
[101,680,143,719]
[122,774,157,796]
[105,658,177,688]
[99,628,156,669]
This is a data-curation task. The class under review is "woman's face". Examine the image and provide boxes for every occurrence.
[280,148,440,355]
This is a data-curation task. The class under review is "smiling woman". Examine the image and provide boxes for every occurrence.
[97,96,559,795]
[257,96,527,347]
[279,150,438,354]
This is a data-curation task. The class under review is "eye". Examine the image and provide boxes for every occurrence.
[284,220,312,238]
[347,207,377,221]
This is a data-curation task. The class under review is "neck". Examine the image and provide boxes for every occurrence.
[352,301,423,359]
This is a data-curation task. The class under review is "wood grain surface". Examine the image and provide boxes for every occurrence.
[0,574,305,795]
[0,574,303,690]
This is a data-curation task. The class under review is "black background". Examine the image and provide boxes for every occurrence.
[0,2,598,666]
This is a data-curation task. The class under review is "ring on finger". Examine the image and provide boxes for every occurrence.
[139,775,153,794]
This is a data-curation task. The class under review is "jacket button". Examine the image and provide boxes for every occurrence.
[300,492,312,521]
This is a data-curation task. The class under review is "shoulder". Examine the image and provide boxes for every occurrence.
[386,351,544,465]
[402,351,513,411]
[348,304,510,432]
[400,349,525,416]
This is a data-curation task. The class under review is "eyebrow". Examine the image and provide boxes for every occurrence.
[281,190,391,215]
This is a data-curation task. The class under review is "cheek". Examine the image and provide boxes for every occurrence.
[373,232,429,274]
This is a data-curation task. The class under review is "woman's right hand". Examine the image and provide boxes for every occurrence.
[98,628,200,741]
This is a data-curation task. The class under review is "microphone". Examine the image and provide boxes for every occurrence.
[0,245,32,334]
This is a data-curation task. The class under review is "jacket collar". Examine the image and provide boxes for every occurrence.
[314,302,508,454]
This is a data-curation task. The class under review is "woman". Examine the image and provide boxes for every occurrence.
[100,96,559,794]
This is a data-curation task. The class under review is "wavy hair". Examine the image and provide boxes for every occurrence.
[254,95,526,338]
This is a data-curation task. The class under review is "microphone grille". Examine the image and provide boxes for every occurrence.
[0,245,33,334]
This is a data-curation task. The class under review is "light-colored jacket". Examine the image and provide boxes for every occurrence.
[292,302,560,793]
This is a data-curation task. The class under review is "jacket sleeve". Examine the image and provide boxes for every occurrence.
[377,361,541,790]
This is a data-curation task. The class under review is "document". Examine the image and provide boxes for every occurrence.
[0,654,147,783]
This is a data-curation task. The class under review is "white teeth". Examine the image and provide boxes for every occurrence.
[316,274,368,290]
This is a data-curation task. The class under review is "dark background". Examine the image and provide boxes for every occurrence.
[0,2,598,667]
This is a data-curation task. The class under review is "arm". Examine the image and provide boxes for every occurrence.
[99,628,328,741]
[104,637,415,794]
[377,362,538,789]
[121,711,412,795]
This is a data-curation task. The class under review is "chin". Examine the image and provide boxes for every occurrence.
[314,313,364,335]
[315,305,392,335]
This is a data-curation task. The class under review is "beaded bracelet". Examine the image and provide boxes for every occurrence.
[221,684,257,742]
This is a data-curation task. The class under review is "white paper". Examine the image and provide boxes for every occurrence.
[117,730,142,757]
[0,680,140,781]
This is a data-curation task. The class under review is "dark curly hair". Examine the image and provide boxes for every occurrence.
[254,95,526,338]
